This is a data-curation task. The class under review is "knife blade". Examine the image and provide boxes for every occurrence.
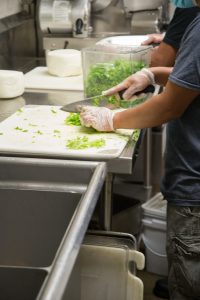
[61,94,121,113]
[61,85,155,113]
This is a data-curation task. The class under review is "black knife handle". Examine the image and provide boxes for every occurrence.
[118,85,155,99]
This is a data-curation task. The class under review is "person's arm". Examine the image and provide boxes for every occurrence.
[113,81,199,129]
[79,81,199,131]
[141,33,177,67]
[150,42,178,67]
[142,8,200,67]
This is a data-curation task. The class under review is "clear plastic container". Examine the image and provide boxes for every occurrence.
[81,44,152,99]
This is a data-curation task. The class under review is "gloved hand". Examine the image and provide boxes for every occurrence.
[102,68,155,100]
[79,106,114,132]
[141,33,165,45]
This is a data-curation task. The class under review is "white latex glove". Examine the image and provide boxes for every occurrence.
[102,68,155,100]
[79,106,114,132]
[141,33,165,45]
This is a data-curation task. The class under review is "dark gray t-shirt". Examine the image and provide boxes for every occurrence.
[161,14,200,205]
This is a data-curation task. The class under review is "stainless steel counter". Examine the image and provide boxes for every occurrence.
[0,90,142,230]
[0,91,139,174]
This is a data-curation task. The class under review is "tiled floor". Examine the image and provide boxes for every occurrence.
[138,270,167,300]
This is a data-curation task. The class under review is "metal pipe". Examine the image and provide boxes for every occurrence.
[102,172,113,230]
[143,127,152,190]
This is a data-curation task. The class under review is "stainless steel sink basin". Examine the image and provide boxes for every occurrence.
[0,157,107,300]
[0,267,47,300]
[0,189,81,267]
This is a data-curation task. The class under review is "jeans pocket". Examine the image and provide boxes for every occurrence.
[171,236,200,298]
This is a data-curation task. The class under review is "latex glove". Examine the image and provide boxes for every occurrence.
[102,68,155,100]
[141,33,165,45]
[79,106,114,132]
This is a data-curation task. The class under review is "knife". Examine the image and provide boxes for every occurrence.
[61,85,155,113]
[61,94,121,113]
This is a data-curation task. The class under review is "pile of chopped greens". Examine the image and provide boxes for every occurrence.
[85,60,145,107]
[66,136,105,150]
[65,113,81,126]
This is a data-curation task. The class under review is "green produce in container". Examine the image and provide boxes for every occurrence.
[85,59,146,107]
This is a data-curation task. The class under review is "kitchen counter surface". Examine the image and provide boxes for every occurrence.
[0,90,144,231]
[0,91,140,174]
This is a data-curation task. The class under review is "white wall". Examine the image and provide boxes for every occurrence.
[0,0,21,19]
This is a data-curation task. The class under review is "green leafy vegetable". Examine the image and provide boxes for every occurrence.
[35,130,43,135]
[85,60,146,107]
[132,129,140,142]
[15,126,22,130]
[0,132,3,135]
[28,123,37,127]
[119,96,147,108]
[66,136,105,150]
[51,108,57,114]
[14,126,28,133]
[65,113,81,126]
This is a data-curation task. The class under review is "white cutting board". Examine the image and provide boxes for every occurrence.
[25,67,84,92]
[0,105,133,159]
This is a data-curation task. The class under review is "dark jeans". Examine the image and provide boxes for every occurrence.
[167,204,200,300]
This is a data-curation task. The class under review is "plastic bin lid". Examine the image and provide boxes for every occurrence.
[96,35,148,47]
[142,193,167,219]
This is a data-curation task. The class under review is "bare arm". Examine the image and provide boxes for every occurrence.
[150,42,178,67]
[113,81,200,129]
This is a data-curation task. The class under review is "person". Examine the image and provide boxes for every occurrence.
[141,5,200,299]
[142,6,200,67]
[79,0,200,298]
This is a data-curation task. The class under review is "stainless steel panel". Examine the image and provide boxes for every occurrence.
[0,15,37,70]
[0,267,47,300]
[131,10,162,35]
[39,0,91,37]
[92,0,112,12]
[0,189,81,267]
[123,0,165,11]
[39,0,73,34]
[0,156,107,300]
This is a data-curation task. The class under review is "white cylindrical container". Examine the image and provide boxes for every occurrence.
[0,70,24,99]
[46,49,82,77]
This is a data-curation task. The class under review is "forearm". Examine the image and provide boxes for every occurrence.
[113,81,198,130]
[150,42,178,67]
[113,94,173,129]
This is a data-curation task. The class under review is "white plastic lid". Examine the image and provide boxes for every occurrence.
[142,193,167,219]
[96,35,148,47]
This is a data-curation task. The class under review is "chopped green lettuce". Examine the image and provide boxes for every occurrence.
[65,113,81,126]
[85,60,146,107]
[66,136,105,150]
[132,129,140,142]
